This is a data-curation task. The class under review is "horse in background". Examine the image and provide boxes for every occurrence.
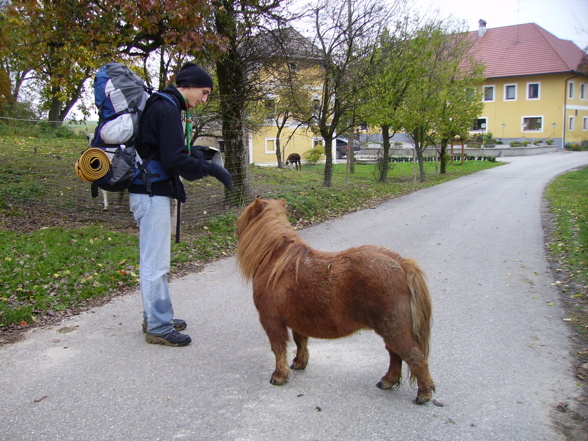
[236,198,435,404]
[285,153,301,170]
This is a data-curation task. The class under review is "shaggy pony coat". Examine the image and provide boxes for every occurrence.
[236,198,434,404]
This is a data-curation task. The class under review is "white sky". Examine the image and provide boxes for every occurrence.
[410,0,588,49]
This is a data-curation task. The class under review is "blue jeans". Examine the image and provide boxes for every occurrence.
[129,193,175,335]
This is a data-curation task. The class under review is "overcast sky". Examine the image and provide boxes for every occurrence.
[411,0,588,49]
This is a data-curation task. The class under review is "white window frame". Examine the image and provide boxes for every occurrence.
[568,116,575,131]
[568,81,575,99]
[527,82,540,100]
[483,85,495,102]
[504,84,517,101]
[472,117,488,132]
[265,137,277,154]
[522,116,543,133]
[583,117,588,131]
[581,83,586,100]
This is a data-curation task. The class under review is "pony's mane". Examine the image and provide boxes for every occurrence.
[237,199,309,286]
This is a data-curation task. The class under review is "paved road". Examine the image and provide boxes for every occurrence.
[2,152,588,441]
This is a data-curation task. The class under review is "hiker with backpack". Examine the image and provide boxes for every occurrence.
[129,62,232,347]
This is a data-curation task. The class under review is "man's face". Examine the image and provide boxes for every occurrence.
[183,87,212,108]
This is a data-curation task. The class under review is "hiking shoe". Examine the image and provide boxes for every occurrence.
[145,330,191,347]
[142,318,187,334]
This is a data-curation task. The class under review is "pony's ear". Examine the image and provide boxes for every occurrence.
[248,198,267,219]
[278,198,287,208]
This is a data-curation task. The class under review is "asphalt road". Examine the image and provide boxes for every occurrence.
[2,152,588,441]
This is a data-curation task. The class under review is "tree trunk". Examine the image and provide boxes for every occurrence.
[379,125,391,183]
[413,127,426,182]
[323,138,334,187]
[215,5,250,205]
[275,126,283,168]
[439,140,448,174]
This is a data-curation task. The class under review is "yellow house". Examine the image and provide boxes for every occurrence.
[249,125,318,165]
[467,21,587,148]
[248,27,324,165]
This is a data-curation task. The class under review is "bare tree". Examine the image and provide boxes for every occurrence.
[300,0,396,187]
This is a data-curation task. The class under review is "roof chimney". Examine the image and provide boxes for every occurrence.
[478,19,487,38]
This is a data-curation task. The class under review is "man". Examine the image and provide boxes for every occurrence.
[129,62,232,347]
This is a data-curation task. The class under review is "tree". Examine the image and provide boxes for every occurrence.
[302,0,394,187]
[361,17,421,183]
[0,0,221,124]
[396,19,484,182]
[213,0,291,204]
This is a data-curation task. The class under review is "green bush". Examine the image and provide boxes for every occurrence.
[565,141,588,151]
[304,145,325,164]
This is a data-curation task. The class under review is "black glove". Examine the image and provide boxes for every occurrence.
[206,162,233,190]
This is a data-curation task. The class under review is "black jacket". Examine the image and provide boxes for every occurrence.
[128,84,210,200]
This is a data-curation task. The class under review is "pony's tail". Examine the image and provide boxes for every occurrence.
[402,258,432,365]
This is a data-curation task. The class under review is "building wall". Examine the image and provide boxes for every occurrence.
[250,125,317,164]
[479,73,588,146]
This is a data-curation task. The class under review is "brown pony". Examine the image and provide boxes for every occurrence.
[236,198,435,404]
[285,153,301,170]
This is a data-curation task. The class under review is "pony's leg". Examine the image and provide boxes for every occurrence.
[378,335,435,404]
[261,319,291,385]
[376,348,402,389]
[404,347,435,404]
[291,331,309,370]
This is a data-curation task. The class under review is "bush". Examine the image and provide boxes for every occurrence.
[565,141,588,151]
[304,145,325,164]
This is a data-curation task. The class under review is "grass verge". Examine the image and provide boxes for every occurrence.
[545,166,588,338]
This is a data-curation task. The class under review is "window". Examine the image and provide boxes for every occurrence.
[483,85,495,101]
[264,99,275,118]
[568,81,575,99]
[522,116,543,132]
[504,84,517,100]
[569,116,575,131]
[581,83,586,100]
[527,83,540,99]
[583,117,588,131]
[312,98,321,116]
[472,117,487,131]
[265,138,276,154]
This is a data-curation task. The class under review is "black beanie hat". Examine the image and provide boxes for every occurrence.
[175,62,214,89]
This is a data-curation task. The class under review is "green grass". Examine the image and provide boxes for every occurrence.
[0,134,501,329]
[545,166,588,335]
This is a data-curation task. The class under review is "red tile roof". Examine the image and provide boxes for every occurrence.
[466,23,586,78]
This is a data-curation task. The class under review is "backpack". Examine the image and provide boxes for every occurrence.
[74,63,172,194]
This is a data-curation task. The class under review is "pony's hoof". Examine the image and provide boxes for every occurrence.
[413,395,431,405]
[376,381,390,390]
[290,362,307,371]
[270,377,287,386]
[376,380,400,390]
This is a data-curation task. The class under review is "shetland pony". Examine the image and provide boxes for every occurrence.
[236,198,435,404]
[285,153,301,170]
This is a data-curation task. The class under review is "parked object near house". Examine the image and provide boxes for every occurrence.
[335,138,361,159]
